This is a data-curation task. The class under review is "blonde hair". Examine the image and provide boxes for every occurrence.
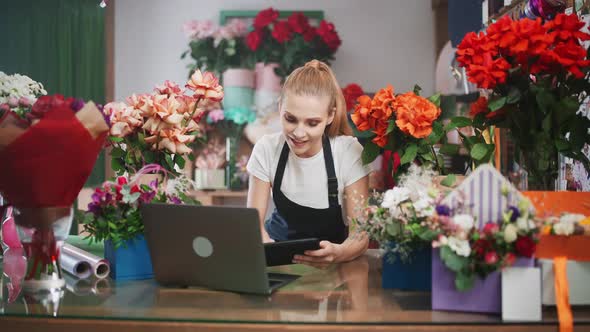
[280,60,352,137]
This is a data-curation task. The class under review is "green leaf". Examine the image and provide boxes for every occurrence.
[425,121,444,144]
[439,144,460,155]
[440,246,468,272]
[542,114,552,132]
[506,88,521,104]
[455,272,476,291]
[386,119,396,135]
[144,151,156,163]
[164,154,175,169]
[188,153,196,161]
[413,84,422,95]
[109,136,124,143]
[174,154,186,169]
[400,144,418,165]
[444,116,472,131]
[440,174,457,187]
[108,222,118,230]
[427,93,441,107]
[361,141,381,165]
[470,143,490,161]
[110,147,125,159]
[488,96,507,112]
[555,139,570,151]
[535,88,555,114]
[111,158,123,173]
[418,229,439,241]
[386,223,402,237]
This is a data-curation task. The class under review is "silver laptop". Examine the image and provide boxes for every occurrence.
[141,203,299,295]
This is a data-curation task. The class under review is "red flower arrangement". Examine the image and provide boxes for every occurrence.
[246,8,341,78]
[455,14,590,189]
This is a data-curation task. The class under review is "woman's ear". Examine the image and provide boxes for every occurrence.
[327,107,336,125]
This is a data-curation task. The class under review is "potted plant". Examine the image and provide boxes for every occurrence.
[80,166,199,280]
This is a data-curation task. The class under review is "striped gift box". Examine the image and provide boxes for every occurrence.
[441,164,525,228]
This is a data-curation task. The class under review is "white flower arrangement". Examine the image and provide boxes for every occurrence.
[0,71,47,105]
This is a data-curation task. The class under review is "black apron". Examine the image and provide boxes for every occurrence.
[264,136,347,244]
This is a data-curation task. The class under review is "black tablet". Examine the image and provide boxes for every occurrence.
[264,238,321,266]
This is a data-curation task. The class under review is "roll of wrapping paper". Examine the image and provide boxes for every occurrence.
[60,243,110,279]
[63,273,112,297]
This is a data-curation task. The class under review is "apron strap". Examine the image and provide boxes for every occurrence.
[322,136,339,207]
[273,142,291,194]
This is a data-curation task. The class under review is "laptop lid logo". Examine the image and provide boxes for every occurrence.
[192,236,213,258]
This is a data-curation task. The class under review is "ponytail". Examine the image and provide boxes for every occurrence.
[281,60,352,137]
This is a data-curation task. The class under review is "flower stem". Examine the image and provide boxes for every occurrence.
[431,145,442,174]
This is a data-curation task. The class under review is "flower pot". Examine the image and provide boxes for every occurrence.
[222,87,254,111]
[431,248,535,313]
[195,169,226,190]
[382,245,431,291]
[253,90,280,118]
[104,235,153,281]
[222,68,255,88]
[255,62,282,92]
[502,266,542,321]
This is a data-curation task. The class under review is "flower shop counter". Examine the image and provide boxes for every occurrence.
[1,249,589,332]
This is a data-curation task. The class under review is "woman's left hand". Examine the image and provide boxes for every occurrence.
[292,240,342,269]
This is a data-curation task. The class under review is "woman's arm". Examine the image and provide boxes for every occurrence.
[246,174,273,242]
[293,175,370,267]
[337,174,370,261]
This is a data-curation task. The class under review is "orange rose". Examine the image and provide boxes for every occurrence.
[371,121,390,147]
[393,92,441,139]
[371,85,395,119]
[351,95,374,131]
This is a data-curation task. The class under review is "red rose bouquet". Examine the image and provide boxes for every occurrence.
[246,8,341,78]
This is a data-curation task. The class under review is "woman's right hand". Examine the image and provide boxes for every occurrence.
[262,232,275,243]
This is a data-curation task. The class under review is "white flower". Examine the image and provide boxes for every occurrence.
[560,213,585,224]
[516,217,536,231]
[447,236,471,257]
[413,191,434,217]
[554,221,575,236]
[381,187,410,211]
[453,214,475,231]
[504,224,518,243]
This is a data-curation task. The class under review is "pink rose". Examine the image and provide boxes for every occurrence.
[7,97,18,107]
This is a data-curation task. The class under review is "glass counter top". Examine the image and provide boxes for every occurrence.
[1,249,588,327]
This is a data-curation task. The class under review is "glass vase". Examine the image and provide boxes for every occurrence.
[12,206,73,292]
[517,150,559,191]
[225,129,244,191]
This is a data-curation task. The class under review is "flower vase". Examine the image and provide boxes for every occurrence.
[222,68,255,112]
[225,133,243,190]
[12,206,73,292]
[104,235,153,280]
[255,62,282,93]
[382,244,432,291]
[2,206,23,252]
[516,149,559,191]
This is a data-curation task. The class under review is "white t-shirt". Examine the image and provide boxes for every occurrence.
[246,132,371,209]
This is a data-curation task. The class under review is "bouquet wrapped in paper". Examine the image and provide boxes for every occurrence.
[0,94,109,291]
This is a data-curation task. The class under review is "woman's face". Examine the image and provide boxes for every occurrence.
[280,93,334,158]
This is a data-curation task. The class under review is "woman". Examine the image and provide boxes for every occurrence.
[247,60,370,268]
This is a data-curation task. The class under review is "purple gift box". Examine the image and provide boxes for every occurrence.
[433,165,534,314]
[432,248,535,313]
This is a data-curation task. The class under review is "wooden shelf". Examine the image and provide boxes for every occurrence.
[189,189,248,206]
